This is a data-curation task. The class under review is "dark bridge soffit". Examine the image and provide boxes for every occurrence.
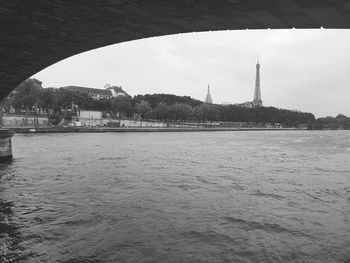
[1,0,350,100]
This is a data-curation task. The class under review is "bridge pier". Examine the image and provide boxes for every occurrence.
[0,129,14,162]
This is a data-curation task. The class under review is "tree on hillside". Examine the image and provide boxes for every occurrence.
[135,100,152,119]
[169,103,193,120]
[132,93,202,108]
[40,88,57,113]
[71,91,95,110]
[152,102,169,120]
[0,92,16,113]
[92,99,111,112]
[12,78,43,113]
[194,103,220,121]
[111,96,133,118]
[315,114,350,130]
[55,89,75,111]
[55,89,95,113]
[336,114,350,129]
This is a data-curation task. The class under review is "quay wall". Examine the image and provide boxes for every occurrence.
[10,127,303,133]
[120,120,166,127]
[0,129,14,161]
[1,113,49,128]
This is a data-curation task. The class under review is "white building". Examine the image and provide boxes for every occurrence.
[60,85,130,100]
[77,110,103,127]
[106,86,129,97]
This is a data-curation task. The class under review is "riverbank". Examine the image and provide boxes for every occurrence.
[8,127,303,133]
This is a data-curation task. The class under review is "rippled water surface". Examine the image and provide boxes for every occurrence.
[1,131,349,262]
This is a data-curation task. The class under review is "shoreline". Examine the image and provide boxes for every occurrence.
[7,127,305,133]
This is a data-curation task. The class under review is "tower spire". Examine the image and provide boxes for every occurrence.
[253,59,263,107]
[204,84,213,104]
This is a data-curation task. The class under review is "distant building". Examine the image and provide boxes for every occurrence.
[204,84,213,104]
[105,85,129,97]
[60,85,129,100]
[61,86,112,100]
[236,101,254,108]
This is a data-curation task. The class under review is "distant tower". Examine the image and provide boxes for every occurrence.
[253,59,263,107]
[204,84,213,104]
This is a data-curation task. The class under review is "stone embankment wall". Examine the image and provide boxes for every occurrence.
[1,113,49,128]
[0,129,14,161]
[120,120,166,127]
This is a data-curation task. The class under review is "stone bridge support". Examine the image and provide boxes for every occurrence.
[0,129,14,162]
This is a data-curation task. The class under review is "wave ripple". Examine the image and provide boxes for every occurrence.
[0,131,349,262]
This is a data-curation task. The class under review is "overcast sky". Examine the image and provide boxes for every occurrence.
[33,29,350,118]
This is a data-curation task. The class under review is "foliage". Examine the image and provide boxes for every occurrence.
[0,78,323,128]
[135,100,152,119]
[92,99,111,112]
[152,102,169,120]
[40,88,57,112]
[55,89,95,110]
[111,96,133,118]
[132,93,202,108]
[194,103,220,121]
[169,103,193,120]
[315,114,350,129]
[11,78,43,112]
[213,105,315,126]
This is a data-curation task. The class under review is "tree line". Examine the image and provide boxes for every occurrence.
[314,114,350,130]
[0,78,323,127]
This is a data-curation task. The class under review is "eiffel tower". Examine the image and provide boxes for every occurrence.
[204,84,213,104]
[253,59,263,107]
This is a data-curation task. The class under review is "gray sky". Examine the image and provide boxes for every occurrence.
[33,29,350,118]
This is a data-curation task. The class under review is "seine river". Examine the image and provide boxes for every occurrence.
[0,131,349,263]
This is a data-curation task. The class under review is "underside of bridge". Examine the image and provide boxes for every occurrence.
[1,0,350,100]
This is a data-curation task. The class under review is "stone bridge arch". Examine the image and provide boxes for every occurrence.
[1,0,350,100]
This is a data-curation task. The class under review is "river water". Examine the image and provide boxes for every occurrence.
[0,131,349,263]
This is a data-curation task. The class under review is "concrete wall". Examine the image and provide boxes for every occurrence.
[79,118,103,127]
[1,113,49,127]
[120,120,166,127]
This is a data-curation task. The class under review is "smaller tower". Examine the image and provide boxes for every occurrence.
[204,84,213,104]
